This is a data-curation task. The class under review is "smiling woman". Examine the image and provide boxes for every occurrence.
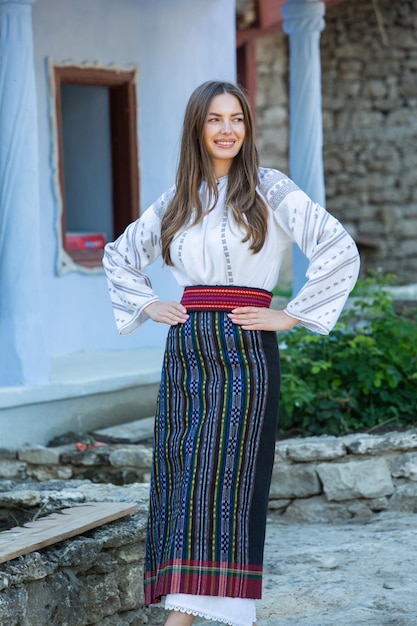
[203,93,246,178]
[103,80,360,626]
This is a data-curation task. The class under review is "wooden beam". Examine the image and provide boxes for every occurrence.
[237,0,347,46]
[257,0,285,29]
[237,39,258,122]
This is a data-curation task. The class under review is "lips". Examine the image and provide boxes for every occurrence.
[214,140,236,148]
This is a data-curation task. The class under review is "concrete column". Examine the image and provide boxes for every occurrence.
[281,0,326,293]
[0,0,49,385]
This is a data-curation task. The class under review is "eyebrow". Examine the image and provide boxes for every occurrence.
[207,111,244,117]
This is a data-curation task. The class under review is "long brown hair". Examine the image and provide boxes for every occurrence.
[160,80,268,265]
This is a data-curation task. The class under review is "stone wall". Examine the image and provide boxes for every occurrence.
[1,429,417,623]
[255,31,292,290]
[270,429,417,522]
[256,29,289,174]
[254,0,417,284]
[1,429,417,524]
[0,482,160,626]
[0,443,153,489]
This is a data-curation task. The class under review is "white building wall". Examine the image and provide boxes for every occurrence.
[32,0,237,356]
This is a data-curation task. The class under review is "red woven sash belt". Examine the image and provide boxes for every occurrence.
[180,285,273,311]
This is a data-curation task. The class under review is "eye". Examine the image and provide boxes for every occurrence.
[233,117,244,123]
[208,117,219,123]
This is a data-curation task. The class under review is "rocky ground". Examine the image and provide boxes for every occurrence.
[191,513,417,626]
[3,420,417,625]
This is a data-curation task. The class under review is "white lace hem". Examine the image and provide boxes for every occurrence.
[164,605,247,626]
[156,593,256,626]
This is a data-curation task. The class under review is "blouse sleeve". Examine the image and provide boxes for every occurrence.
[260,169,360,335]
[102,188,174,335]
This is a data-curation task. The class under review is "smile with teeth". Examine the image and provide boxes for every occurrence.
[215,140,235,147]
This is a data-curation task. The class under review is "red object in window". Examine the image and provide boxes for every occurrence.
[65,232,106,251]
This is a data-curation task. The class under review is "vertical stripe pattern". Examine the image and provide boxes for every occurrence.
[144,311,280,605]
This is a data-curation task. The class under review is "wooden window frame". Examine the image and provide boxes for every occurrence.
[54,65,139,268]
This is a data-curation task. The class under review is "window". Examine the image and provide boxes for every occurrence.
[53,65,139,269]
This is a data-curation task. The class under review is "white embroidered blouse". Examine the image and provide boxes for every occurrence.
[103,167,360,336]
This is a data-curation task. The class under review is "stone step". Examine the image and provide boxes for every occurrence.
[91,416,155,444]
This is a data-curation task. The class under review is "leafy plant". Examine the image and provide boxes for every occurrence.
[278,271,417,437]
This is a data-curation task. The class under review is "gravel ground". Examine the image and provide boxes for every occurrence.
[188,512,417,626]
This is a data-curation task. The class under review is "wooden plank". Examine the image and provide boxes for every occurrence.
[0,501,138,564]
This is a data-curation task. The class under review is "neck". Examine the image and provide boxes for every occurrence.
[212,160,232,180]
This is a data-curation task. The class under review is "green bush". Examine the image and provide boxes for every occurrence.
[278,273,417,437]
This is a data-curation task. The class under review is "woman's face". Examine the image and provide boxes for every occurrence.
[202,93,246,178]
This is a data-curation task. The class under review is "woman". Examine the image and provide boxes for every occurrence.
[103,80,360,626]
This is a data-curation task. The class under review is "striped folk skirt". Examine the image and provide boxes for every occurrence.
[144,308,280,606]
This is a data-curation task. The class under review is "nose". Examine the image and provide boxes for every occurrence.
[220,119,232,134]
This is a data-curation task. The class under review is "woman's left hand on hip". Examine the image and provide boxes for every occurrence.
[228,307,299,331]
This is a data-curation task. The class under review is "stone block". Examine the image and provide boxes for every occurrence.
[18,445,71,465]
[0,586,27,625]
[391,452,417,480]
[92,516,146,547]
[0,572,11,591]
[379,431,417,452]
[270,463,321,499]
[78,571,121,623]
[54,536,103,570]
[42,488,85,508]
[22,553,52,582]
[61,448,111,466]
[117,562,144,610]
[0,489,42,507]
[362,78,388,98]
[347,430,417,455]
[0,480,16,493]
[268,498,291,511]
[263,104,287,126]
[4,552,54,584]
[0,460,27,480]
[390,27,417,50]
[0,448,17,460]
[24,572,88,626]
[277,436,347,462]
[62,480,149,508]
[389,482,417,513]
[396,219,417,237]
[116,546,143,564]
[368,497,389,512]
[351,110,385,128]
[337,42,368,59]
[100,613,144,626]
[27,465,73,481]
[109,446,153,469]
[92,417,155,444]
[91,553,120,575]
[345,434,385,455]
[283,495,354,523]
[345,500,374,521]
[316,458,394,501]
